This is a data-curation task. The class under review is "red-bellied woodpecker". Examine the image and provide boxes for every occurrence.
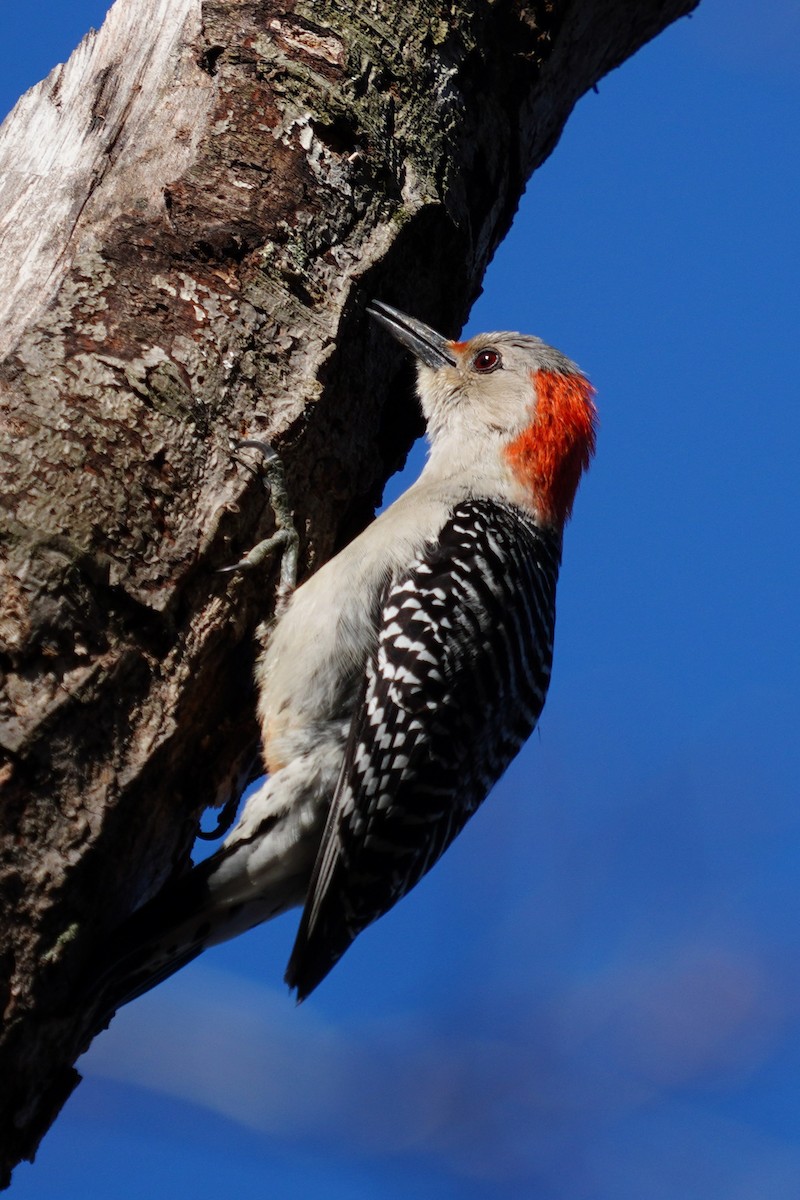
[97,302,597,1010]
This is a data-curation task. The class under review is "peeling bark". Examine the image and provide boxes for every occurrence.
[0,0,698,1181]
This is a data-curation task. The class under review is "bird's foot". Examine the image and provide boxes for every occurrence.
[221,439,299,617]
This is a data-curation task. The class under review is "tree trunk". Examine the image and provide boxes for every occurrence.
[0,0,698,1182]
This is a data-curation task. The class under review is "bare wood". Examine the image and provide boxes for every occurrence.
[0,0,698,1181]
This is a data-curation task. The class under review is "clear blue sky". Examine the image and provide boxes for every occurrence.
[3,3,799,1198]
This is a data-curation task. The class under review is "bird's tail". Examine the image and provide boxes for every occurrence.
[86,766,329,1022]
[86,848,307,1025]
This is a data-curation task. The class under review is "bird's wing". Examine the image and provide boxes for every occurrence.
[285,498,561,999]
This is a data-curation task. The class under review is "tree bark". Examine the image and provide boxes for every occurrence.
[0,0,698,1182]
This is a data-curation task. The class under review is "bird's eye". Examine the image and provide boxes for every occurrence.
[473,348,501,373]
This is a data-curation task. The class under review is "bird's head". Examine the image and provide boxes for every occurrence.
[369,301,597,529]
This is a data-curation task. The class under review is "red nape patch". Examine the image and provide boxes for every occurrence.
[504,370,597,527]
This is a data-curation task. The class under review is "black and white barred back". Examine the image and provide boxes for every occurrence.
[286,497,562,998]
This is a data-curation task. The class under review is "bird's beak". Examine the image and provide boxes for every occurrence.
[367,300,457,369]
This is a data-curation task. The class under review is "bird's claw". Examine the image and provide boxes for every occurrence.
[222,439,299,615]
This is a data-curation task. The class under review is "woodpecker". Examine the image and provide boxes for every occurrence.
[97,301,596,1012]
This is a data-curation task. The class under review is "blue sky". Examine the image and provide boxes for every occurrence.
[3,3,799,1197]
